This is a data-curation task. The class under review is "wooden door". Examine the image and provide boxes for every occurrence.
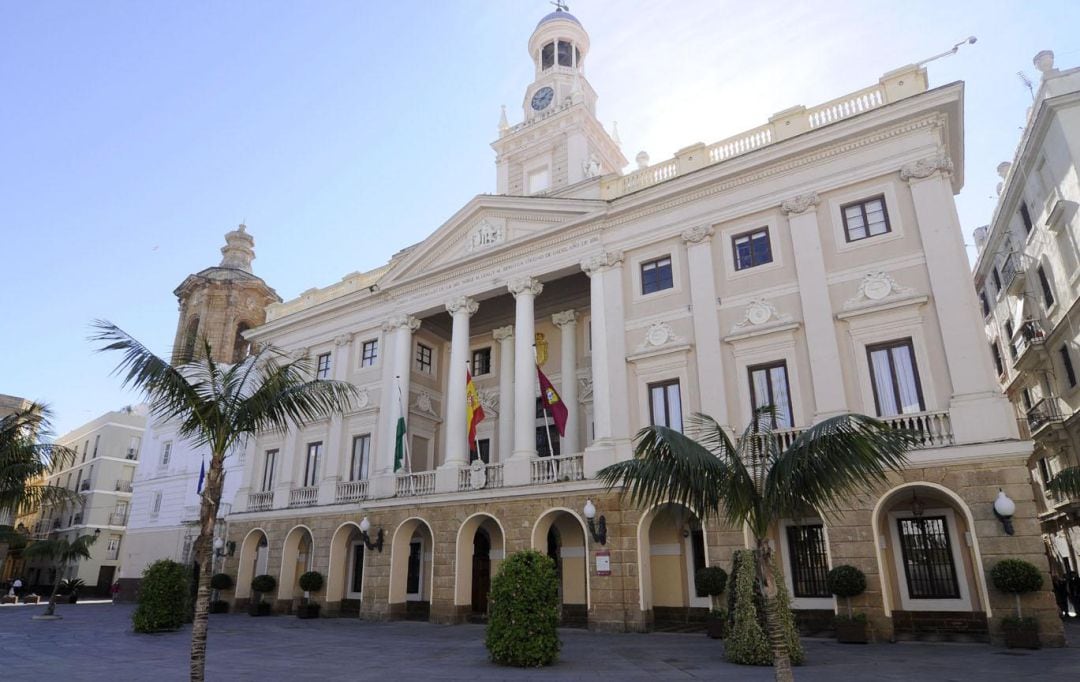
[471,530,491,614]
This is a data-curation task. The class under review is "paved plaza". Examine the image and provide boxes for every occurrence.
[1,603,1079,680]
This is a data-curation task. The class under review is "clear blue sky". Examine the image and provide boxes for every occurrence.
[2,0,1077,436]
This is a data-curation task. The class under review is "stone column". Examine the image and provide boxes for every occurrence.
[902,154,1018,443]
[273,347,307,508]
[372,315,420,497]
[580,251,631,476]
[552,310,580,454]
[493,325,515,463]
[681,226,729,427]
[509,277,543,460]
[318,333,353,505]
[781,193,847,420]
[442,296,478,468]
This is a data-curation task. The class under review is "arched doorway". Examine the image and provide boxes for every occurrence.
[279,526,315,612]
[872,482,991,641]
[327,522,365,617]
[454,513,505,621]
[390,518,435,621]
[637,503,710,631]
[235,528,269,604]
[532,508,589,627]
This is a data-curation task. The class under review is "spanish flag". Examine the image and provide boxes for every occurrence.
[465,367,485,446]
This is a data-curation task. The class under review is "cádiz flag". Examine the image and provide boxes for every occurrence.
[537,365,568,437]
[393,416,407,472]
[465,368,485,446]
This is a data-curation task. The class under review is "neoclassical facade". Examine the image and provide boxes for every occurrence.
[216,9,1060,643]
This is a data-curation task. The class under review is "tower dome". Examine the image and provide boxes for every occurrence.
[536,8,581,28]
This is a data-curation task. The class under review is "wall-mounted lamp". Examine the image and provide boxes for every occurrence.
[583,499,607,545]
[993,489,1016,536]
[359,517,384,552]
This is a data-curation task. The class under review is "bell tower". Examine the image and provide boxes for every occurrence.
[170,224,280,365]
[492,5,626,195]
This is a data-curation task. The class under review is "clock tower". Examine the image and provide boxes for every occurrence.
[492,5,626,195]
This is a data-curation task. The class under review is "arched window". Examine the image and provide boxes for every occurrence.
[182,316,200,361]
[233,322,252,362]
[541,42,555,70]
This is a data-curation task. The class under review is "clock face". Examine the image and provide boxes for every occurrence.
[531,86,554,111]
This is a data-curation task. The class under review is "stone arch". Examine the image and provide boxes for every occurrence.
[278,525,315,602]
[235,527,269,600]
[871,481,992,618]
[531,507,591,610]
[232,320,254,362]
[389,517,435,613]
[453,512,506,613]
[635,502,711,612]
[327,521,364,605]
[181,315,200,361]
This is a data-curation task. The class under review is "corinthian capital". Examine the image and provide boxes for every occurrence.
[507,276,543,298]
[580,250,625,276]
[492,325,514,342]
[551,310,578,328]
[445,295,478,317]
[900,152,954,182]
[780,192,821,216]
[680,226,715,244]
[381,314,420,333]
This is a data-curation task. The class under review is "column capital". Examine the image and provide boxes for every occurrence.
[507,276,543,298]
[552,309,578,328]
[333,333,353,347]
[899,152,953,183]
[680,225,715,244]
[381,314,420,334]
[492,325,514,342]
[445,295,479,317]
[780,192,821,216]
[580,250,624,276]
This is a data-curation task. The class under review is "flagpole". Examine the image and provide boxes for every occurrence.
[395,376,414,496]
[534,344,557,481]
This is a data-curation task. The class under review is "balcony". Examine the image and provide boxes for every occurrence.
[288,486,318,508]
[115,479,133,493]
[247,491,273,512]
[1000,252,1030,296]
[458,463,505,491]
[1014,320,1047,372]
[105,548,120,561]
[335,479,368,503]
[395,471,436,497]
[736,411,953,453]
[108,512,127,526]
[530,454,584,485]
[125,448,138,460]
[79,481,90,492]
[1027,397,1067,438]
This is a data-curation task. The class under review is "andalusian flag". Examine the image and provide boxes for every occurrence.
[393,416,407,472]
[465,367,485,446]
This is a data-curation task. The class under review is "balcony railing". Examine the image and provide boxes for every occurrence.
[115,479,133,493]
[335,479,368,503]
[882,410,954,448]
[247,490,273,512]
[1027,398,1065,435]
[1014,320,1047,370]
[1000,252,1028,295]
[458,462,505,491]
[531,454,585,485]
[396,471,436,497]
[79,481,90,492]
[288,486,318,508]
[108,512,127,526]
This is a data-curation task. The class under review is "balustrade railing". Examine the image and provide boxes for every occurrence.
[882,410,953,448]
[288,486,318,508]
[1027,398,1064,435]
[807,85,885,128]
[335,479,368,503]
[531,454,584,485]
[115,479,133,493]
[396,471,436,497]
[247,491,273,512]
[108,512,127,526]
[457,462,505,491]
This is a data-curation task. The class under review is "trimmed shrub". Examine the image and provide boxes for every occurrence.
[298,571,324,593]
[826,565,867,618]
[132,560,189,633]
[991,558,1044,619]
[695,566,728,600]
[771,564,804,665]
[725,550,770,666]
[251,574,276,597]
[485,550,560,667]
[210,573,234,591]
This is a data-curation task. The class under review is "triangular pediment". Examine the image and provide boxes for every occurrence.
[378,194,605,286]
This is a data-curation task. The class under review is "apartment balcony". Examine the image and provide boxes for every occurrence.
[1027,397,1068,439]
[108,512,127,526]
[395,471,436,497]
[1014,320,1047,372]
[247,491,273,512]
[79,481,90,492]
[115,479,133,493]
[335,480,368,503]
[288,486,318,508]
[1000,252,1030,296]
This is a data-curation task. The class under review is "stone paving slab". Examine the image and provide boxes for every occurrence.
[1,603,1079,680]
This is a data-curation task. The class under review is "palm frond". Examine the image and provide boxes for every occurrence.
[0,403,80,514]
[686,413,760,523]
[1047,466,1080,498]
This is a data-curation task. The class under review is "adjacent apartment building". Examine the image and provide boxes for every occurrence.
[973,49,1080,582]
[24,405,145,595]
[195,9,1056,643]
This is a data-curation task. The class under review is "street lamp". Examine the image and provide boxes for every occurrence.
[358,517,384,552]
[583,499,607,545]
[993,489,1016,536]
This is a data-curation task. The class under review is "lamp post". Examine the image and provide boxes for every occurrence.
[583,499,607,545]
[993,489,1016,535]
[358,517,384,552]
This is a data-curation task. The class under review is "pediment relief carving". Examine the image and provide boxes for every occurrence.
[842,271,919,312]
[730,298,793,335]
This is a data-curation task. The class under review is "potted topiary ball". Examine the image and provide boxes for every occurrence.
[695,566,729,639]
[827,565,868,644]
[249,574,276,616]
[990,558,1043,649]
[297,571,324,619]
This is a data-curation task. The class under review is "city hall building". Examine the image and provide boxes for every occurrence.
[206,8,1060,643]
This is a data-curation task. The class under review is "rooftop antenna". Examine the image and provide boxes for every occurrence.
[1017,71,1035,101]
[916,36,977,67]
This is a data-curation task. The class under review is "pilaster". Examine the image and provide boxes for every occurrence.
[680,226,729,426]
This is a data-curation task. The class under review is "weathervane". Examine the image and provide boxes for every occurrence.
[551,1,569,12]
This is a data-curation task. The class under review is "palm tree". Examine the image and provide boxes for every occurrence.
[23,532,98,617]
[598,410,917,682]
[91,321,360,682]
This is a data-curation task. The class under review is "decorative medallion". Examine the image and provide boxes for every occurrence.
[414,391,436,416]
[731,298,793,333]
[842,272,917,310]
[354,388,370,409]
[469,458,487,490]
[635,322,687,353]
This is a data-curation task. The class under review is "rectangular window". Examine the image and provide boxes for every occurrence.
[107,535,120,552]
[82,440,89,463]
[316,352,332,380]
[1004,321,1017,360]
[471,347,492,376]
[92,434,100,458]
[303,442,322,487]
[1037,265,1055,307]
[640,256,674,294]
[406,540,422,594]
[992,267,1002,294]
[471,438,491,464]
[896,516,961,599]
[991,342,1005,377]
[536,425,561,458]
[1037,458,1052,486]
[351,543,365,595]
[160,441,172,466]
[867,339,926,417]
[1061,345,1078,388]
[732,228,773,270]
[1021,387,1033,411]
[415,343,433,373]
[350,435,371,481]
[748,361,794,428]
[785,524,831,598]
[980,291,990,318]
[128,436,141,460]
[527,167,550,194]
[261,449,277,492]
[841,195,891,242]
[360,340,378,367]
[152,491,163,514]
[1019,201,1033,234]
[648,379,683,432]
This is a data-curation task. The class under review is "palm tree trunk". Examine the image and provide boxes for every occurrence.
[189,448,226,682]
[755,540,794,682]
[45,565,64,617]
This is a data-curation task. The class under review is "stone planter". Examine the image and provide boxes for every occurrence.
[210,600,230,614]
[296,603,321,619]
[1002,623,1040,650]
[249,601,272,617]
[1,595,16,605]
[835,618,868,644]
[705,616,726,640]
[24,595,40,604]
